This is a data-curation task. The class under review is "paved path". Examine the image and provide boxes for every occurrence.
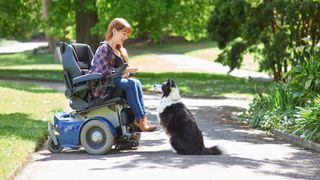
[14,82,320,180]
[0,41,47,54]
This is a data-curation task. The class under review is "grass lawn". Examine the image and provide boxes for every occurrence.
[137,72,270,97]
[0,80,65,179]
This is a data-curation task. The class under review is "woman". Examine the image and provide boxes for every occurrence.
[90,18,157,132]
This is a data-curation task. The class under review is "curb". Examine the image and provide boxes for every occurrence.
[230,115,320,153]
[271,129,320,153]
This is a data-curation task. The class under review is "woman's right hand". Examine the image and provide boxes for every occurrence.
[125,66,139,73]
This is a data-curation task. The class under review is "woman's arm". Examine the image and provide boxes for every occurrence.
[91,44,117,79]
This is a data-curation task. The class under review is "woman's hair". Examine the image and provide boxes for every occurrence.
[105,18,132,62]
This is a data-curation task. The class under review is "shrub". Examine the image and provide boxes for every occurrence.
[293,96,320,142]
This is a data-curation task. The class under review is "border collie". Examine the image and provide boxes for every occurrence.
[155,79,222,155]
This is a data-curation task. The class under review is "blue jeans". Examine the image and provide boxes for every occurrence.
[113,77,146,121]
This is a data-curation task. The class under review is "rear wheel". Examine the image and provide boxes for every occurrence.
[80,120,114,155]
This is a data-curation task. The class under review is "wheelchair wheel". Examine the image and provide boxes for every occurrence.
[80,120,114,155]
[47,137,63,153]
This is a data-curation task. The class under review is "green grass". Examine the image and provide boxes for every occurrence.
[136,72,271,96]
[0,80,65,179]
[0,51,62,80]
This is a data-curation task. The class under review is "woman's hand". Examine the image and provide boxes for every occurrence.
[125,66,139,73]
[123,66,139,78]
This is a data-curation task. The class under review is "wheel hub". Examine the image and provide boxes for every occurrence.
[91,131,103,143]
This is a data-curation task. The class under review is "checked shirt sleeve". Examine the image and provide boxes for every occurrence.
[90,43,118,79]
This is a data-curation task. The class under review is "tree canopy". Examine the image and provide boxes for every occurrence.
[0,0,214,45]
[207,0,320,81]
[0,0,42,39]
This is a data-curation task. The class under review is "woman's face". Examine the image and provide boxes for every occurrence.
[112,29,129,45]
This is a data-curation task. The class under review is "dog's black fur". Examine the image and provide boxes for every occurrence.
[158,79,222,155]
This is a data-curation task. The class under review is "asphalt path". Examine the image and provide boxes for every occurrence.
[15,87,320,180]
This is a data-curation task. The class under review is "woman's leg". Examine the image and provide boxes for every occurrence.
[113,77,156,132]
[131,78,145,115]
[113,77,144,120]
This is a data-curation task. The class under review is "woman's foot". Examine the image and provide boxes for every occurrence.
[134,117,157,132]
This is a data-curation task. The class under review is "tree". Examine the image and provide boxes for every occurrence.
[42,0,56,51]
[48,0,100,51]
[75,0,99,51]
[207,0,320,81]
[94,0,215,42]
[0,0,42,39]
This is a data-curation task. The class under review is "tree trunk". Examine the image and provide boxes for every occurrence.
[42,0,56,51]
[75,7,100,52]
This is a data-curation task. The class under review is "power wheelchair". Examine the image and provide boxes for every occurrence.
[47,42,141,155]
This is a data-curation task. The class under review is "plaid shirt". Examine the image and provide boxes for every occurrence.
[89,42,123,98]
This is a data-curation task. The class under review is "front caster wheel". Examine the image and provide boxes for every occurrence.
[47,138,63,153]
[80,120,114,155]
[131,140,139,147]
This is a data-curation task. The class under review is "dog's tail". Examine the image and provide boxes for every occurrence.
[199,146,222,155]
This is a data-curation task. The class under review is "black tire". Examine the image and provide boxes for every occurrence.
[47,138,63,153]
[80,120,114,155]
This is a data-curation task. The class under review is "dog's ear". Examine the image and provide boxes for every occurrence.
[171,80,176,87]
[168,79,176,88]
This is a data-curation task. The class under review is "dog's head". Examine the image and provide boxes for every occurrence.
[154,79,179,98]
[161,79,177,97]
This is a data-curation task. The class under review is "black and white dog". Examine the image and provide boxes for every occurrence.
[155,79,222,155]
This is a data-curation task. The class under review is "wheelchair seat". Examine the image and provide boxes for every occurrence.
[59,42,126,111]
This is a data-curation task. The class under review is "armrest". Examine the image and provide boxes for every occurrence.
[110,63,128,79]
[73,73,102,85]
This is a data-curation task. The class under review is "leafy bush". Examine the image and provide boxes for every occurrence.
[293,96,320,142]
[248,83,296,129]
[246,41,320,142]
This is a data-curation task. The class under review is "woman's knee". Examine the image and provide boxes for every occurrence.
[131,78,142,87]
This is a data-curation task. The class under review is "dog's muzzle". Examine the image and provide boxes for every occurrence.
[153,84,162,93]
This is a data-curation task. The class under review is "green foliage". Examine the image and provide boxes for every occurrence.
[0,0,42,39]
[248,83,296,129]
[48,0,76,40]
[207,0,243,49]
[286,41,320,103]
[246,42,320,142]
[293,96,320,141]
[216,37,248,71]
[207,0,320,81]
[48,0,214,42]
[0,0,215,42]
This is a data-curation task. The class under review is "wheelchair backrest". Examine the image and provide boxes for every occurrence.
[59,42,95,87]
[71,43,93,70]
[59,42,82,87]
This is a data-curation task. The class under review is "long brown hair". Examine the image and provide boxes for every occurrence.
[105,18,132,62]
